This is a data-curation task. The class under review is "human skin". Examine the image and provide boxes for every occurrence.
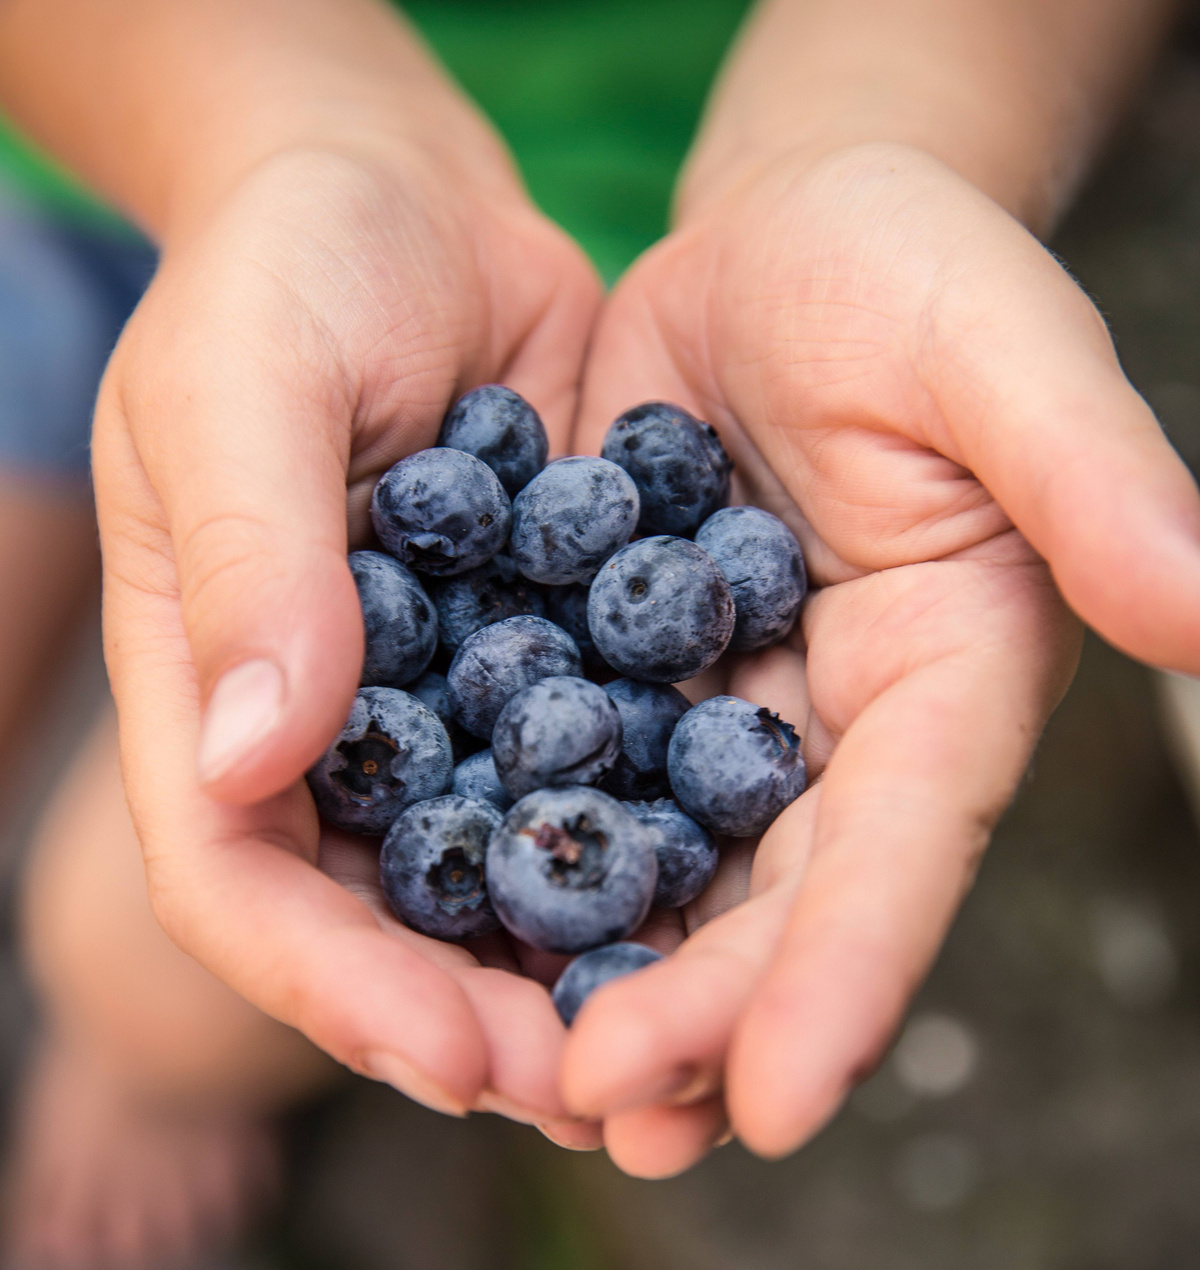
[564,0,1199,1176]
[0,0,1196,1177]
[0,0,603,1128]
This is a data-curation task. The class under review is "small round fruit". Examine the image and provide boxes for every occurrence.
[451,749,513,812]
[487,786,657,954]
[600,679,690,801]
[307,687,453,834]
[625,799,718,908]
[601,401,732,536]
[447,615,581,739]
[510,456,639,585]
[668,695,806,837]
[370,448,511,576]
[380,795,503,940]
[492,677,622,799]
[438,384,548,497]
[588,537,734,683]
[349,550,438,688]
[429,554,544,652]
[552,942,663,1026]
[695,506,807,651]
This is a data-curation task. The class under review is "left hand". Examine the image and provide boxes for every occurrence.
[560,141,1200,1176]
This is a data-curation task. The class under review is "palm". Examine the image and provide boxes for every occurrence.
[564,146,1105,1175]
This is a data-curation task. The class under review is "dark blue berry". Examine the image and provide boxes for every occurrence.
[447,615,581,739]
[600,679,690,800]
[695,506,807,651]
[626,799,718,908]
[487,787,657,953]
[587,537,734,683]
[370,448,511,577]
[668,696,806,837]
[307,687,453,834]
[429,554,545,652]
[542,583,608,675]
[600,402,732,537]
[380,795,503,940]
[407,669,478,762]
[451,749,513,812]
[492,677,622,799]
[349,551,438,688]
[510,457,639,585]
[552,942,663,1026]
[438,385,548,497]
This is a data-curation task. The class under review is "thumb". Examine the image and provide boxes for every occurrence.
[96,282,447,806]
[928,216,1200,675]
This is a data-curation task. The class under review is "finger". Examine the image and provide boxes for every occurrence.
[916,191,1200,674]
[454,966,572,1123]
[726,562,1076,1157]
[317,827,575,1122]
[602,1095,729,1179]
[99,251,385,805]
[100,508,489,1116]
[560,790,818,1119]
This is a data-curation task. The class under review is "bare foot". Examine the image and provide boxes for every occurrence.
[3,1038,282,1268]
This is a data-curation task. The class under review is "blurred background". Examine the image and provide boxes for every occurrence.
[2,1,1200,1266]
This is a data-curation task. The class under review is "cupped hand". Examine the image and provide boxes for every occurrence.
[564,142,1200,1176]
[93,140,603,1127]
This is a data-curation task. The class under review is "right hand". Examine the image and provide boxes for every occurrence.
[94,138,603,1129]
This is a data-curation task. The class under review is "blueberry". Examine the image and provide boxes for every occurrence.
[370,448,511,576]
[429,553,545,652]
[668,696,806,837]
[510,456,639,585]
[407,670,478,761]
[438,385,548,497]
[487,787,657,953]
[492,677,622,799]
[552,942,663,1026]
[625,799,718,908]
[695,506,807,651]
[451,749,513,812]
[600,679,690,800]
[587,537,734,683]
[380,795,503,940]
[447,615,582,739]
[307,687,453,834]
[348,551,438,688]
[542,583,608,675]
[601,402,732,537]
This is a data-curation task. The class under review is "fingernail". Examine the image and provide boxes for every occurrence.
[359,1050,469,1118]
[538,1121,605,1151]
[715,1127,734,1147]
[197,659,285,785]
[476,1090,564,1125]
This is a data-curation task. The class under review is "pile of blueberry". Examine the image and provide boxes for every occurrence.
[307,387,808,1025]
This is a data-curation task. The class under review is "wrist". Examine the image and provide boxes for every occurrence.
[0,0,528,245]
[673,0,1174,238]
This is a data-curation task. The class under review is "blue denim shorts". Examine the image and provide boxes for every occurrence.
[0,186,155,480]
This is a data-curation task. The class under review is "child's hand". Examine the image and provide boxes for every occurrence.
[565,142,1200,1175]
[94,141,601,1125]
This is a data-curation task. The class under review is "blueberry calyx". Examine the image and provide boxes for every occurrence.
[528,815,608,889]
[426,847,487,913]
[755,708,800,755]
[405,534,456,571]
[333,729,401,802]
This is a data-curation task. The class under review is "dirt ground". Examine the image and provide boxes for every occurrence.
[2,29,1200,1270]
